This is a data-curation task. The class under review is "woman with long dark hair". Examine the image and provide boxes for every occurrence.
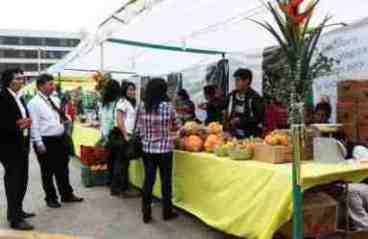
[99,80,121,193]
[112,81,140,197]
[137,78,180,223]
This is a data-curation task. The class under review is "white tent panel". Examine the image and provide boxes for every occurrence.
[50,0,368,77]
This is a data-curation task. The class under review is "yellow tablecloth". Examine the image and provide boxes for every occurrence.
[129,152,368,239]
[73,125,368,239]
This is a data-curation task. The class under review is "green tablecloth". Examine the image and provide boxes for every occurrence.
[129,152,368,239]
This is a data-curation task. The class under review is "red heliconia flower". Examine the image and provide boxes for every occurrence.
[293,8,313,25]
[290,0,305,8]
[280,0,313,26]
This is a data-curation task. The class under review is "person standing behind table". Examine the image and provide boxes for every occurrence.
[198,85,224,125]
[137,78,180,223]
[99,80,121,190]
[110,81,140,197]
[0,68,35,230]
[175,89,197,124]
[225,68,265,139]
[28,74,84,209]
[264,96,288,134]
[314,95,332,124]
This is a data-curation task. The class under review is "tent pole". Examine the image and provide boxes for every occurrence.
[100,42,105,72]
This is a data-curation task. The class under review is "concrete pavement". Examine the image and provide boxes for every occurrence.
[0,152,238,239]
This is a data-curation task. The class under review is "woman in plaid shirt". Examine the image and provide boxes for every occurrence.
[137,78,180,223]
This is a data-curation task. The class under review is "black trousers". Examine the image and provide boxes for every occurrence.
[35,136,73,202]
[0,154,29,223]
[142,152,173,212]
[108,146,130,192]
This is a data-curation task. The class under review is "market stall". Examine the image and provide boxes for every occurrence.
[74,121,368,239]
[129,151,368,239]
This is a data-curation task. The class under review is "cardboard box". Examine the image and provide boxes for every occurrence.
[253,144,292,164]
[279,192,337,238]
[338,80,361,101]
[336,101,357,124]
[338,80,368,101]
[359,125,368,144]
[342,123,358,142]
[356,81,368,102]
[358,103,368,125]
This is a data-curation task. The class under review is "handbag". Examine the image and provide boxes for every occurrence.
[106,101,143,160]
[123,104,143,160]
[105,101,125,150]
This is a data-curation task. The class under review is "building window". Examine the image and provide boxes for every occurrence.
[60,51,69,58]
[24,64,38,72]
[0,37,4,44]
[24,50,38,59]
[23,37,42,46]
[19,51,25,58]
[45,38,61,47]
[0,50,4,58]
[4,50,20,58]
[60,39,68,47]
[3,37,20,45]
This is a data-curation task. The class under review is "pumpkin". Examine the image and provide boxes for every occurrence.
[184,135,204,152]
[207,122,223,135]
[204,134,223,152]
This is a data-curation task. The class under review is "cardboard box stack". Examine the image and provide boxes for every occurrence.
[279,192,337,238]
[337,80,368,143]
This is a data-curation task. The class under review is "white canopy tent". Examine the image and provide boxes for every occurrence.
[48,0,368,77]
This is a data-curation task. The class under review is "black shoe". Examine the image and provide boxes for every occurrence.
[61,194,84,203]
[163,211,179,221]
[10,220,34,230]
[47,200,62,208]
[142,201,152,224]
[110,190,121,197]
[143,212,152,224]
[21,211,36,219]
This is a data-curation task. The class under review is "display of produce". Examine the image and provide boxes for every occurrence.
[204,134,223,152]
[264,130,289,146]
[184,135,204,152]
[178,121,224,152]
[90,164,108,171]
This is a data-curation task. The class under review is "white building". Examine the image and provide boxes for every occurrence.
[0,29,81,77]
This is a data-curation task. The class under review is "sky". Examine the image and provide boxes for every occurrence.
[0,0,126,33]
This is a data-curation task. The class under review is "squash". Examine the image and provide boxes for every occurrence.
[184,135,204,152]
[207,122,223,135]
[204,134,223,152]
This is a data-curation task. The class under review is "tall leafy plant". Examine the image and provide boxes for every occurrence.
[251,0,331,114]
[251,2,332,238]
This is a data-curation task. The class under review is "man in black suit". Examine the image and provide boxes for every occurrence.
[0,68,35,230]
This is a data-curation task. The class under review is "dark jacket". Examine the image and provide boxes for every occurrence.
[226,88,265,138]
[0,89,30,160]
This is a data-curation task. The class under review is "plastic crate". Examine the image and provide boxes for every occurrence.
[81,164,109,187]
[80,145,109,166]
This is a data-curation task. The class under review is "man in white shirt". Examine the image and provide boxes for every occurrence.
[0,68,35,230]
[28,74,83,209]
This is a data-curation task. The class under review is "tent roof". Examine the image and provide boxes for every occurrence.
[49,0,368,76]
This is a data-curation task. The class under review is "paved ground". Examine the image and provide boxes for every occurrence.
[0,152,239,239]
